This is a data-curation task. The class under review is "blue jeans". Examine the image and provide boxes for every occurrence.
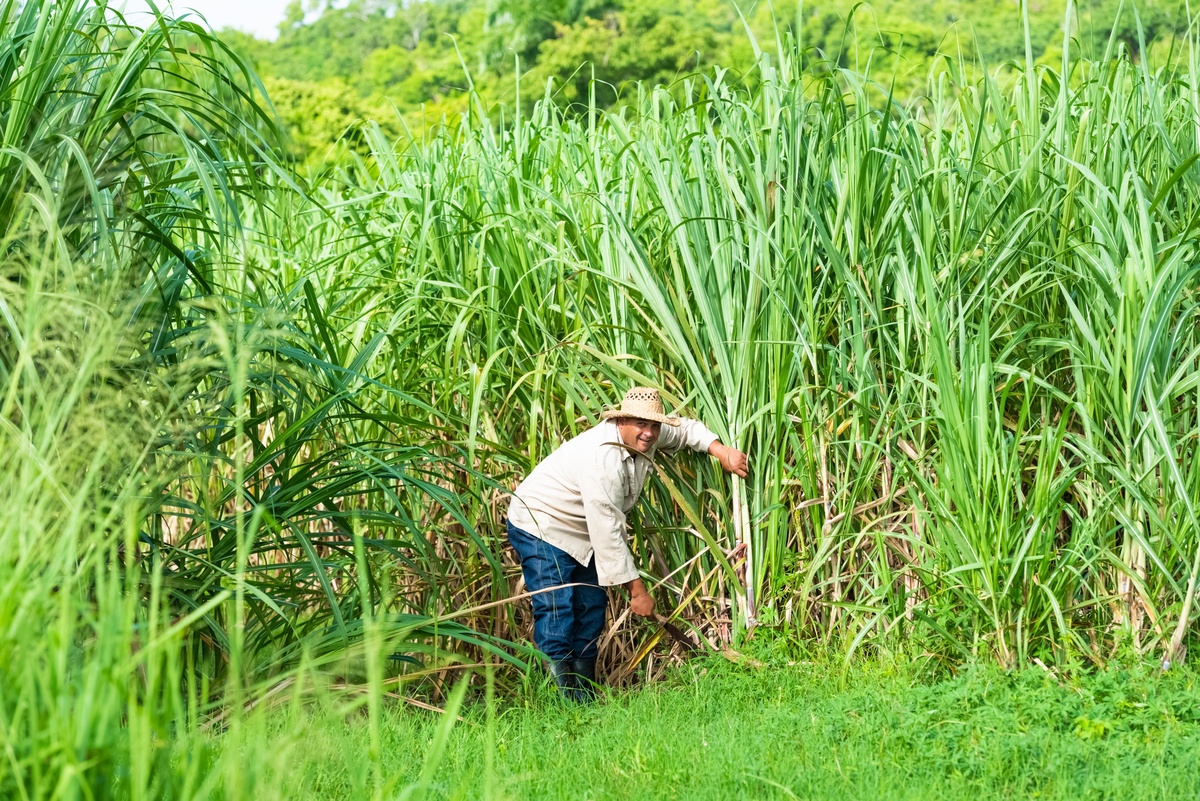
[507,520,607,660]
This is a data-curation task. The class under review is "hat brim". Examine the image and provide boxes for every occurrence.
[601,410,682,426]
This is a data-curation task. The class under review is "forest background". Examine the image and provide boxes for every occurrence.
[208,0,1186,166]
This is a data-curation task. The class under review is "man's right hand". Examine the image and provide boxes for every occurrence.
[625,577,656,617]
[630,590,655,617]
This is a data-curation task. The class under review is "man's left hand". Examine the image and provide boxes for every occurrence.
[709,441,749,477]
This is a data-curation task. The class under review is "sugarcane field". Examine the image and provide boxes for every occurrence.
[6,0,1200,797]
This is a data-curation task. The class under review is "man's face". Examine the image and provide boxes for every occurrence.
[617,418,662,454]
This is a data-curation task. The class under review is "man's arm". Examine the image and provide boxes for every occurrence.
[708,440,750,477]
[621,421,747,618]
[656,420,750,477]
[620,441,746,618]
[655,418,718,455]
[581,451,657,616]
[579,447,640,587]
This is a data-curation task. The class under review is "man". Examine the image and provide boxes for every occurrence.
[506,386,750,701]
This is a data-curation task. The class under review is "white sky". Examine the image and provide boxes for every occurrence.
[115,0,295,41]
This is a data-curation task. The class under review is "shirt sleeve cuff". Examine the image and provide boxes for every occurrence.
[694,430,720,453]
[597,566,640,587]
[682,418,720,453]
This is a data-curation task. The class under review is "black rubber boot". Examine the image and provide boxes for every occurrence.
[571,657,598,702]
[547,659,578,702]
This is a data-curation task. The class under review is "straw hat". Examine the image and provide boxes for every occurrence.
[600,387,681,427]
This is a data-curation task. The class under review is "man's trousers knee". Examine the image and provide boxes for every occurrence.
[507,521,607,661]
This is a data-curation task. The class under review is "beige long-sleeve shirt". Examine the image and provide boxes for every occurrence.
[506,418,720,586]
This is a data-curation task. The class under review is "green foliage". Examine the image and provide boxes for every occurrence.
[0,2,526,796]
[302,1,1200,676]
[532,1,738,107]
[12,0,1200,795]
[263,76,397,164]
[360,44,415,95]
[218,0,1194,162]
[1077,0,1182,59]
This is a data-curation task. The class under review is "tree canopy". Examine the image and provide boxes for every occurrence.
[215,0,1189,165]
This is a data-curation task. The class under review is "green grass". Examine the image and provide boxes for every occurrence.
[250,652,1200,800]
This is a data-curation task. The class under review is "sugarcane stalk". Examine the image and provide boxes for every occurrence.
[742,477,755,623]
[732,471,745,625]
[1164,551,1200,670]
